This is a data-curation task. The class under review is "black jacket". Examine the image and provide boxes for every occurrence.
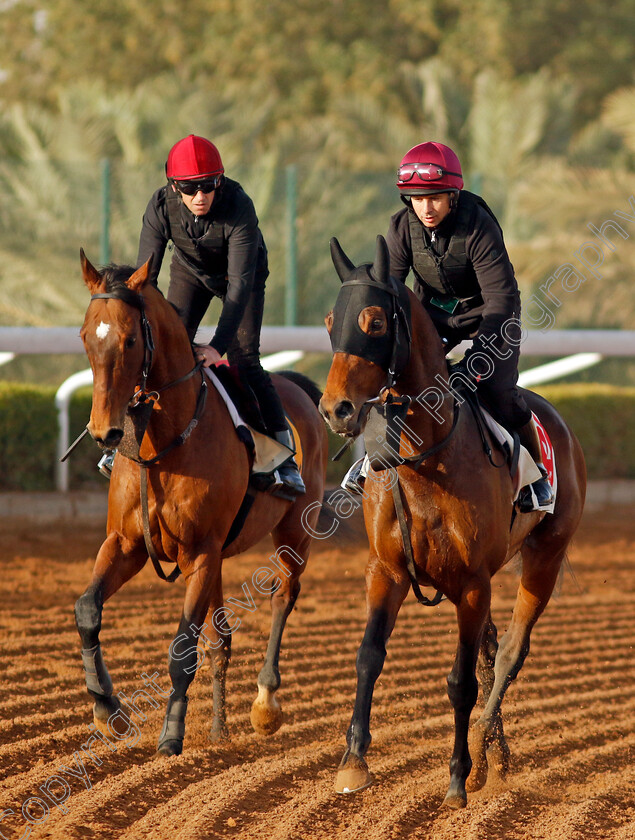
[386,195,520,357]
[136,178,268,356]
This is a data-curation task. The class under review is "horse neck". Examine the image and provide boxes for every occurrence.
[143,286,200,408]
[394,292,455,441]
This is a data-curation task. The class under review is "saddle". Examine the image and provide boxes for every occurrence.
[362,387,556,513]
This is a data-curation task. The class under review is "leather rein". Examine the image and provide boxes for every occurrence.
[89,288,208,583]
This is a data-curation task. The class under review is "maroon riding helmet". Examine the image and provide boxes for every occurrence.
[397,142,464,198]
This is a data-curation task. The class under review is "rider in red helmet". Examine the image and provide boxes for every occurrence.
[128,134,305,498]
[345,141,552,511]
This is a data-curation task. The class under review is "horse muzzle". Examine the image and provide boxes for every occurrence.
[319,397,363,437]
[88,424,124,450]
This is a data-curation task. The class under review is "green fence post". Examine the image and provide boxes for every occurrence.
[100,158,111,265]
[285,164,298,325]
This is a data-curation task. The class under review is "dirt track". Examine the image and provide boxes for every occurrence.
[1,506,634,839]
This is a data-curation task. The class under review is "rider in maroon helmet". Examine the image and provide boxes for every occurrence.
[385,141,553,511]
[131,134,305,499]
[345,141,552,511]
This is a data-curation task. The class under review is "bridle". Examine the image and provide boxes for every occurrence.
[87,285,209,584]
[89,287,208,466]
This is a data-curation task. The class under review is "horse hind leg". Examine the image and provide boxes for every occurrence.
[209,631,231,743]
[467,613,510,792]
[443,580,491,809]
[157,560,224,757]
[74,535,147,733]
[250,547,303,737]
[469,542,567,789]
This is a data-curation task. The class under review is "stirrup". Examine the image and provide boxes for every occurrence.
[97,450,115,480]
[341,457,366,495]
[517,468,554,513]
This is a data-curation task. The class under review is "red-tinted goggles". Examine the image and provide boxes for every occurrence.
[397,163,461,184]
[173,175,222,195]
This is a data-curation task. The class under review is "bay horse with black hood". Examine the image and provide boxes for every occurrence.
[75,252,329,756]
[319,235,586,808]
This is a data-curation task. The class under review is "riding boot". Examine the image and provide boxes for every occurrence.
[516,418,554,512]
[270,428,306,500]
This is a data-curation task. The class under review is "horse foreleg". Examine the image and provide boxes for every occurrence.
[469,545,566,789]
[74,533,147,732]
[250,555,302,737]
[443,580,490,809]
[335,559,409,795]
[158,558,222,757]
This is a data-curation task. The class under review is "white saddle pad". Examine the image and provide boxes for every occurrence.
[204,368,292,474]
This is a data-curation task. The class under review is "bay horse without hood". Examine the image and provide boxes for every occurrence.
[319,236,586,808]
[75,252,328,755]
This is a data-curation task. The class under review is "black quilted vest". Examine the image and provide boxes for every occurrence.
[408,190,502,301]
[165,178,241,278]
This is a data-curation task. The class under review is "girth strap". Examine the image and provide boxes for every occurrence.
[140,466,181,583]
[390,472,444,608]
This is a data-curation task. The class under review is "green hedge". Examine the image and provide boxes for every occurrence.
[536,384,635,480]
[0,382,633,491]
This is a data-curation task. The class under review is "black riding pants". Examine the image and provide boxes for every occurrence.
[443,319,532,431]
[474,340,532,430]
[167,260,287,433]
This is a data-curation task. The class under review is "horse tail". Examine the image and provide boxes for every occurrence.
[277,370,322,407]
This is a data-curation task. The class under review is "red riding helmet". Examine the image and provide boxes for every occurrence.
[165,135,224,180]
[396,142,463,196]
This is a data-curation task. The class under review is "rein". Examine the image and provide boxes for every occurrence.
[367,390,460,608]
[88,287,209,584]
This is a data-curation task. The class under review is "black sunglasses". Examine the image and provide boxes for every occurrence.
[173,176,221,195]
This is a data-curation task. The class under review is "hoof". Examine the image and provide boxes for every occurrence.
[487,739,510,780]
[335,757,372,795]
[250,686,283,736]
[92,695,122,734]
[466,721,489,792]
[442,778,467,809]
[156,739,183,757]
[465,762,488,793]
[209,722,230,744]
[442,789,468,810]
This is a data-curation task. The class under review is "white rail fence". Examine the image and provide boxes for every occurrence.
[1,328,634,492]
[1,327,635,357]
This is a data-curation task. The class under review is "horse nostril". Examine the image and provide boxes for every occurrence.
[103,428,124,448]
[334,400,355,421]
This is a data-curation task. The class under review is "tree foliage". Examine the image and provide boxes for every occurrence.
[0,0,634,342]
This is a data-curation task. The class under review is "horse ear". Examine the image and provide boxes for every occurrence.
[373,235,390,285]
[330,237,355,283]
[126,255,154,293]
[80,248,103,294]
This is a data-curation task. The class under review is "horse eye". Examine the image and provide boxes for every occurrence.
[372,319,384,331]
[125,336,136,349]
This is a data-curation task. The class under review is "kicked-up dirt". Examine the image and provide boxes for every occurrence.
[0,505,633,839]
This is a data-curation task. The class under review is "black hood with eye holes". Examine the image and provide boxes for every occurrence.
[329,236,411,381]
